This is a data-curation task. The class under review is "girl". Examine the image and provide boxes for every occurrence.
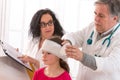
[32,36,71,80]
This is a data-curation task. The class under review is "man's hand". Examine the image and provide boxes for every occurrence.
[65,45,83,61]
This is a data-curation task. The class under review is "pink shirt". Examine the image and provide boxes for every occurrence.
[32,67,72,80]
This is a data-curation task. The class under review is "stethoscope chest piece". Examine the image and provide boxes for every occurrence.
[87,31,94,45]
[87,38,92,45]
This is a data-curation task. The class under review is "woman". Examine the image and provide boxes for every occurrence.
[19,8,64,79]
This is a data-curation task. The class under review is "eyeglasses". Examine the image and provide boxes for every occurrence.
[40,20,54,28]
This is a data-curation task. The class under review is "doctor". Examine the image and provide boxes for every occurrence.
[62,0,120,80]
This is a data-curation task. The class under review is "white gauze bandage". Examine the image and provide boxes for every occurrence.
[41,39,70,61]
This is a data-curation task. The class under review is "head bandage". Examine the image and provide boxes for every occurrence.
[41,39,70,61]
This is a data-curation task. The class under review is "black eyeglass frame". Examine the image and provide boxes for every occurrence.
[39,20,55,28]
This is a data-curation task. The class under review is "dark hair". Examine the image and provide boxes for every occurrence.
[48,36,70,73]
[95,0,120,22]
[29,8,64,40]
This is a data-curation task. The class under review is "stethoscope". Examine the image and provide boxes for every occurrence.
[87,23,120,47]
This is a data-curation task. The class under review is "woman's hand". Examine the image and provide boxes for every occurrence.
[18,55,40,69]
[18,55,31,63]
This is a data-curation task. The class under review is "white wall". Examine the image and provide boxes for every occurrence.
[0,0,9,56]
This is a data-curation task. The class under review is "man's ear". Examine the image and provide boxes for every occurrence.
[113,16,118,21]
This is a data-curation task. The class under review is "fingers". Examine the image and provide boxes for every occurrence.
[14,48,19,52]
[66,45,76,52]
[18,55,29,63]
[61,40,71,45]
[65,45,76,56]
[65,45,82,60]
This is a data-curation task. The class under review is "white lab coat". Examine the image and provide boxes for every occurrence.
[23,38,44,68]
[63,22,120,80]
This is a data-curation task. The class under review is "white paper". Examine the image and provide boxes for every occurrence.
[0,40,32,71]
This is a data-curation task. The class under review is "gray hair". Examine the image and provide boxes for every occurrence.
[95,0,120,22]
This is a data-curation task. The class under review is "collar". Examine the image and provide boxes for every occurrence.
[100,23,119,37]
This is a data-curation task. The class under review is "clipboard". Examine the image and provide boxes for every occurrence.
[0,40,33,72]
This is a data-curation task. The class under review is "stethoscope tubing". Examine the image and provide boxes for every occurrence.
[87,23,120,47]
